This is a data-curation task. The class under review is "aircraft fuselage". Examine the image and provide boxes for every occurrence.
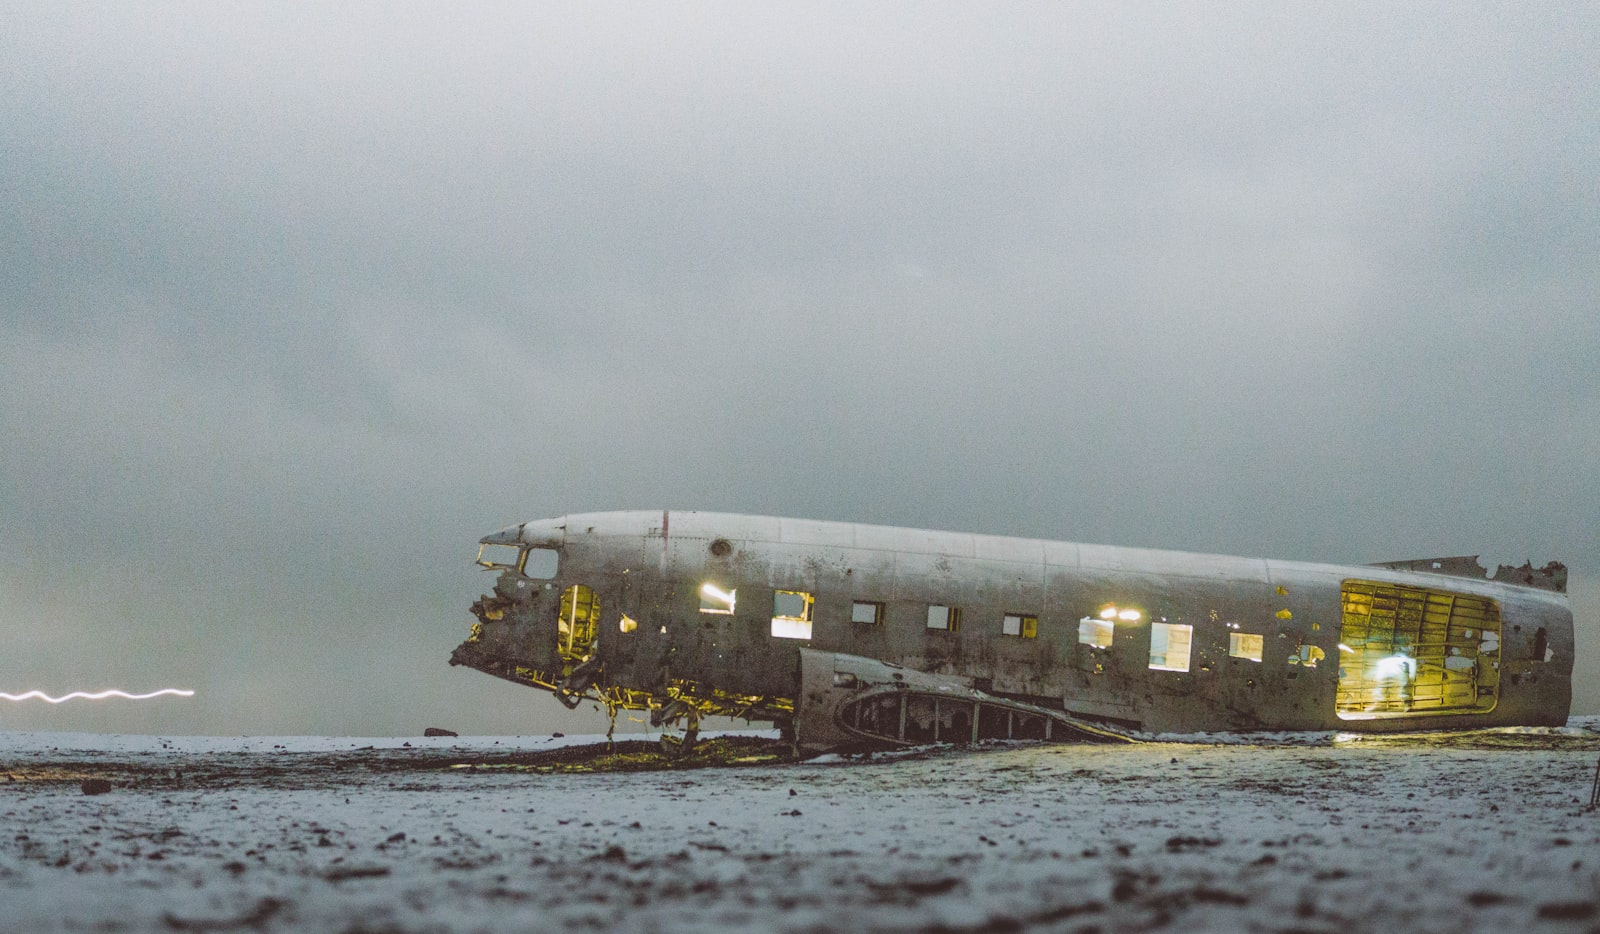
[449,511,1572,754]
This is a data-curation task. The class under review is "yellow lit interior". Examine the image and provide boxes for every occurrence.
[1148,622,1192,672]
[557,584,601,674]
[1336,580,1500,719]
[1229,632,1264,662]
[1003,614,1038,638]
[1078,617,1114,648]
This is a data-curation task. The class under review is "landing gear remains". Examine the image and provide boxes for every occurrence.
[652,699,701,757]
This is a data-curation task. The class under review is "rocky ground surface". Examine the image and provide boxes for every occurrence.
[3,725,1600,932]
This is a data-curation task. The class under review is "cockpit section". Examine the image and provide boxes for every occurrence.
[475,542,560,579]
[452,530,794,755]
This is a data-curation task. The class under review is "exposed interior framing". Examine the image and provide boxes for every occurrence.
[1336,580,1500,719]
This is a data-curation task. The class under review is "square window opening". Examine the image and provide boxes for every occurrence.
[851,601,884,625]
[771,590,814,640]
[1079,617,1114,648]
[1003,614,1038,638]
[699,583,736,615]
[1149,622,1193,672]
[1229,632,1264,662]
[927,605,961,632]
[521,547,559,579]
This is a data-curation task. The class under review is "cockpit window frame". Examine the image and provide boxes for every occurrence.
[475,543,560,580]
[521,547,560,579]
[476,543,523,571]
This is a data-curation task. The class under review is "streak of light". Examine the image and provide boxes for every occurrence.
[700,583,735,605]
[0,689,195,704]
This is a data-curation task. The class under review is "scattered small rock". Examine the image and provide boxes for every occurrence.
[1538,902,1599,921]
[904,877,961,896]
[323,865,391,882]
[163,897,284,931]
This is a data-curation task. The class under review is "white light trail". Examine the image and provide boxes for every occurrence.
[0,689,195,704]
[700,583,733,602]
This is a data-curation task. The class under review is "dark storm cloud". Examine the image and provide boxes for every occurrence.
[1,2,1596,733]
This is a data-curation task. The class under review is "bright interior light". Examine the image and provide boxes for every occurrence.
[1099,607,1117,619]
[1338,643,1354,653]
[1372,654,1417,680]
[0,689,194,704]
[1118,609,1142,622]
[770,617,812,640]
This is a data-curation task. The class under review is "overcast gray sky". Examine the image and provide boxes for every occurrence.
[2,2,1596,736]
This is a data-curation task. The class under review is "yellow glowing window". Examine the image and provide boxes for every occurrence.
[699,583,736,615]
[851,601,884,625]
[1079,617,1113,648]
[771,590,814,640]
[1336,581,1501,719]
[1002,614,1037,638]
[926,605,961,632]
[1149,622,1193,672]
[1228,632,1263,662]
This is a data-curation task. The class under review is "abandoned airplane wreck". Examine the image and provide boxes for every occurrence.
[449,511,1572,756]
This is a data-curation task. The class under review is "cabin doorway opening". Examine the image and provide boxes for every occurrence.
[1336,580,1500,719]
[558,584,601,674]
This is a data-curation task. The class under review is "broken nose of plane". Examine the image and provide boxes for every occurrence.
[478,519,563,548]
[479,525,523,547]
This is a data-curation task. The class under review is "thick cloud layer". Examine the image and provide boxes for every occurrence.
[2,2,1596,734]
